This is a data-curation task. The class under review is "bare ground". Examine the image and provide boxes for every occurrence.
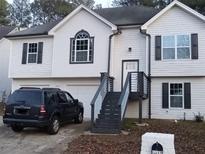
[64,119,205,154]
[0,116,90,154]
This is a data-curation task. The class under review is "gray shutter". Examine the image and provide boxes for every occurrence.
[37,42,43,64]
[191,34,198,59]
[184,83,191,109]
[22,43,28,64]
[155,36,162,60]
[162,83,169,109]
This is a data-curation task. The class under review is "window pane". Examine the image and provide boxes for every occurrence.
[170,96,183,108]
[89,38,94,62]
[163,36,175,48]
[29,43,37,53]
[163,48,175,59]
[28,54,37,63]
[71,39,75,62]
[177,35,190,46]
[8,91,42,105]
[76,51,88,61]
[170,83,183,95]
[177,48,190,59]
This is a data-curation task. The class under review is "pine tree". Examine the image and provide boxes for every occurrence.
[0,0,9,25]
[31,0,73,25]
[9,0,32,28]
[71,0,95,8]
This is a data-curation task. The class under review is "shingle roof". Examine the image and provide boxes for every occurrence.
[6,19,61,38]
[0,26,15,40]
[6,6,160,38]
[94,6,160,26]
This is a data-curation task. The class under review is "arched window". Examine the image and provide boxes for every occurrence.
[70,30,94,63]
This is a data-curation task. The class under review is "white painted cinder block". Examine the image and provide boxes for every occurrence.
[141,133,175,154]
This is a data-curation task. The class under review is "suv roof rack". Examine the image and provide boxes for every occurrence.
[19,87,41,90]
[42,88,61,91]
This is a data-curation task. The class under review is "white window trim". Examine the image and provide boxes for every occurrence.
[162,34,191,61]
[27,43,38,64]
[73,38,90,63]
[169,83,184,109]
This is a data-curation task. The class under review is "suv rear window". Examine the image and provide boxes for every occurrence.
[8,90,42,105]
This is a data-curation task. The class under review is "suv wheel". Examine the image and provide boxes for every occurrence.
[75,111,83,124]
[48,116,60,135]
[11,125,24,132]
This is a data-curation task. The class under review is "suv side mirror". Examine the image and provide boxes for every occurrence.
[74,99,79,103]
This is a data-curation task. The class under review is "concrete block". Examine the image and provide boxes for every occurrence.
[140,133,175,154]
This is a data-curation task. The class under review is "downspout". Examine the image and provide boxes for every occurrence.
[108,30,121,76]
[140,28,152,119]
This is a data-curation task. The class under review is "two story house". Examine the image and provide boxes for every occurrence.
[6,0,205,133]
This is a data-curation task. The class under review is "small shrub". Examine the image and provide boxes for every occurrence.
[194,112,204,122]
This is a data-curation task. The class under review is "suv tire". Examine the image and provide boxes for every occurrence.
[48,116,60,135]
[75,111,83,124]
[11,125,24,132]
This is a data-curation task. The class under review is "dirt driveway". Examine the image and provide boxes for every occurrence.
[0,116,90,154]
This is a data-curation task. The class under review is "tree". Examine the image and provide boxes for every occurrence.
[0,0,9,25]
[31,0,73,25]
[71,0,95,8]
[30,0,95,26]
[112,0,205,15]
[9,0,32,28]
[112,0,155,7]
[180,0,205,15]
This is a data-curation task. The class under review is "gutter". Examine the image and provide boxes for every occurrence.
[140,28,152,119]
[108,30,121,76]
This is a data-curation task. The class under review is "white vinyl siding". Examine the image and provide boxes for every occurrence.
[147,6,205,76]
[9,37,53,78]
[52,9,112,77]
[151,77,205,120]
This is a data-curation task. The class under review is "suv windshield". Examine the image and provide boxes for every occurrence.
[8,90,42,105]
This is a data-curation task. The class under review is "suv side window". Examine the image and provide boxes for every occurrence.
[57,92,68,103]
[64,92,73,103]
[44,91,56,105]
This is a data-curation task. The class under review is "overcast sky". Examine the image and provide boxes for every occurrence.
[6,0,112,8]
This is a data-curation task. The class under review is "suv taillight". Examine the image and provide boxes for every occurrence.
[40,105,46,113]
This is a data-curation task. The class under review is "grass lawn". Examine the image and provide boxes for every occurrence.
[64,119,205,154]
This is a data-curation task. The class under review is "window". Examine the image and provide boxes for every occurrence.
[8,91,42,105]
[163,36,175,59]
[70,30,94,63]
[44,91,56,105]
[177,35,190,59]
[162,35,191,60]
[28,43,38,63]
[57,92,68,103]
[64,92,73,103]
[169,83,183,108]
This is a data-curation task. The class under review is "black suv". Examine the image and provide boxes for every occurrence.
[3,87,84,134]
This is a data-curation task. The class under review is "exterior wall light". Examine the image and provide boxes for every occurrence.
[128,47,132,52]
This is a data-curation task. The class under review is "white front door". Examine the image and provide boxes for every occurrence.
[123,60,139,91]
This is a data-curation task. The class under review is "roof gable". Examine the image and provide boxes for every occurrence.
[49,5,118,35]
[141,0,205,30]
